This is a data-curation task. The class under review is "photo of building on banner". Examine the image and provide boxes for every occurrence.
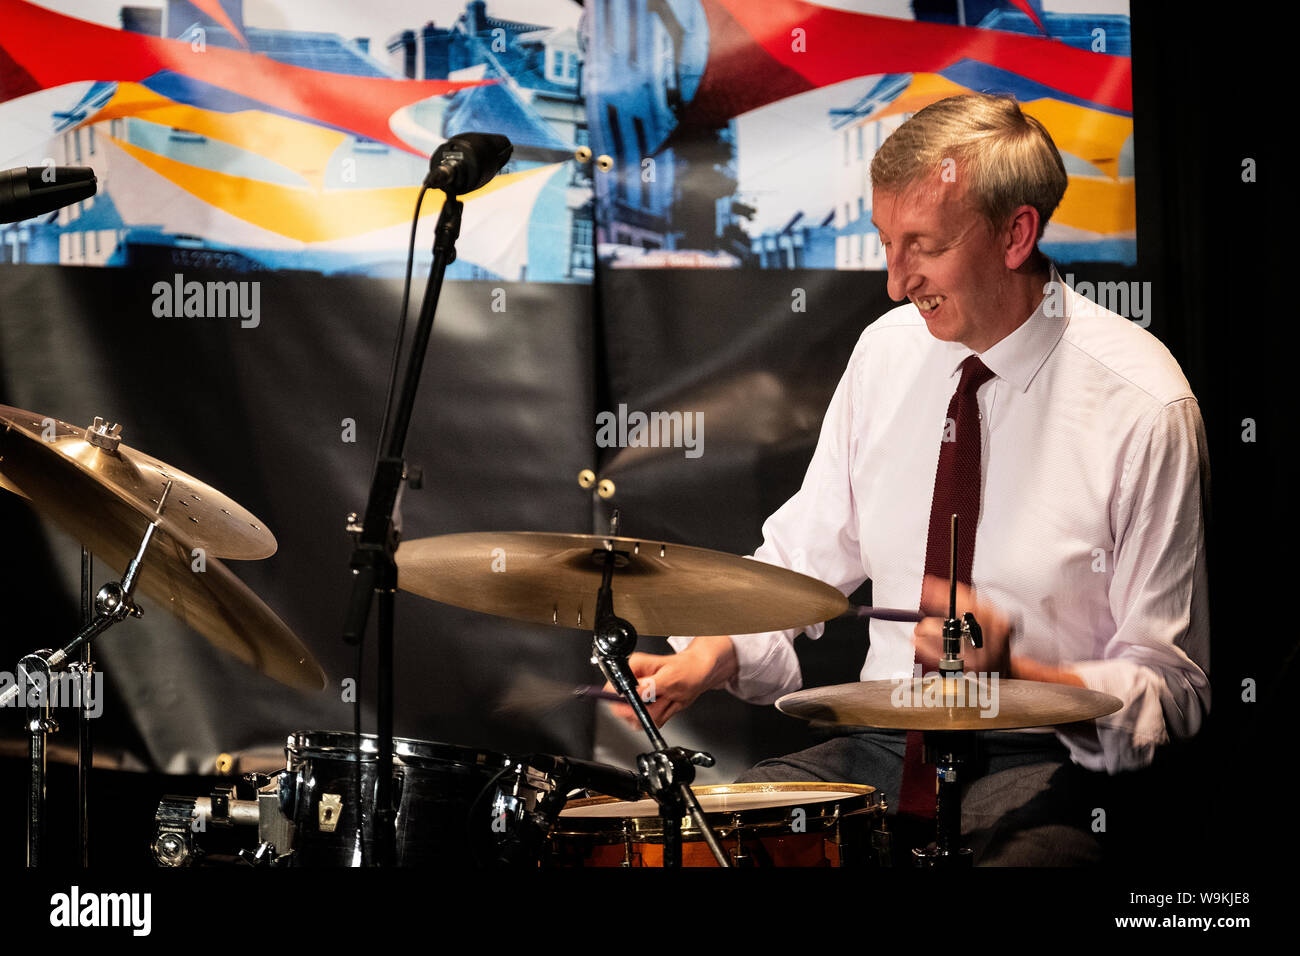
[0,0,591,281]
[585,0,1133,270]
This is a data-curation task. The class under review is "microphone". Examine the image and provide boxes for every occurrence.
[423,133,513,194]
[0,166,97,224]
[524,753,643,802]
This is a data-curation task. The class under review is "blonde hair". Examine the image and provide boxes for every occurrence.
[869,93,1067,240]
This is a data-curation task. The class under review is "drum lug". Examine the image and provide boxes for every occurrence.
[871,819,892,867]
[318,794,343,833]
[729,813,754,867]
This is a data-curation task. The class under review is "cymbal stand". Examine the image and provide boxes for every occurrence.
[913,514,981,869]
[2,480,172,867]
[588,511,732,868]
[72,548,93,866]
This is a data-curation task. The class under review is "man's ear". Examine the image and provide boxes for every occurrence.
[1004,204,1041,270]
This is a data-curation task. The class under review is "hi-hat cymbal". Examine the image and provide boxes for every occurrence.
[0,405,275,560]
[396,532,849,637]
[776,676,1122,731]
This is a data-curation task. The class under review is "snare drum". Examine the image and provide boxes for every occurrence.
[546,782,887,867]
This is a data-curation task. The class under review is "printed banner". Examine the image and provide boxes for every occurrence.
[0,0,592,281]
[584,0,1134,269]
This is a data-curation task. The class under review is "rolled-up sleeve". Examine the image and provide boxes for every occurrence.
[1058,397,1211,772]
[669,348,870,704]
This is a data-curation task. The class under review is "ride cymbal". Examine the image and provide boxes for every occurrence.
[395,531,849,637]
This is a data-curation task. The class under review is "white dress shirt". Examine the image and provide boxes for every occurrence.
[671,268,1210,774]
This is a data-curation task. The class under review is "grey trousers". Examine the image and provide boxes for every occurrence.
[736,727,1105,866]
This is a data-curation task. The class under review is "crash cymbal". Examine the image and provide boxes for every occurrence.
[0,405,275,560]
[63,514,321,690]
[129,538,326,691]
[0,405,322,690]
[776,676,1122,731]
[396,532,849,637]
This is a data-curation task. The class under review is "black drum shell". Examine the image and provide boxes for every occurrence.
[285,731,513,867]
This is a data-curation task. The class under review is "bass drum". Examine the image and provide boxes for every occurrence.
[546,782,888,867]
[283,731,546,867]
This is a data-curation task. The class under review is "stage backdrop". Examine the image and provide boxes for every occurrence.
[10,0,1254,798]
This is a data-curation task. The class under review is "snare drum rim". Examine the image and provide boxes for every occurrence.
[551,781,882,842]
[285,730,513,775]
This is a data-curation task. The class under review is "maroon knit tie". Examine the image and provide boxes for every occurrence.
[897,355,995,819]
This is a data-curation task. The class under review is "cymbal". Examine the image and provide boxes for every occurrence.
[776,676,1122,731]
[34,509,321,690]
[395,532,849,637]
[0,405,275,560]
[127,535,326,691]
[0,405,323,690]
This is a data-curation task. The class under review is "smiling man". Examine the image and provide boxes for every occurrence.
[608,94,1211,865]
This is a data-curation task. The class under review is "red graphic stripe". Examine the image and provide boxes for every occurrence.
[0,41,41,100]
[0,0,488,155]
[1006,0,1049,36]
[187,0,249,49]
[681,0,1130,129]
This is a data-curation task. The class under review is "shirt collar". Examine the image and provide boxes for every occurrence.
[942,263,1070,393]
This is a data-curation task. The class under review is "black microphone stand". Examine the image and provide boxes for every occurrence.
[341,189,464,867]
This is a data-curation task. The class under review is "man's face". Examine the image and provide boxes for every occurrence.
[872,183,1011,350]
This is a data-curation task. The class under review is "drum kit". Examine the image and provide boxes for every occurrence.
[1,133,1124,872]
[1,401,1122,869]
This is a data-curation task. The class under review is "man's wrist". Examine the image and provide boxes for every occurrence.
[1011,655,1085,688]
[685,635,739,690]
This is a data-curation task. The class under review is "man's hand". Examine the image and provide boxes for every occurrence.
[603,635,738,729]
[913,575,1013,677]
[912,576,1087,687]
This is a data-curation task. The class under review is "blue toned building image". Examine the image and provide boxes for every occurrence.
[585,0,752,268]
[387,0,592,280]
[4,0,592,281]
[828,4,1135,271]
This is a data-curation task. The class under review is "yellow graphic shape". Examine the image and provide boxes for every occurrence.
[111,134,557,242]
[1052,175,1134,234]
[871,74,1132,181]
[865,73,969,120]
[1022,98,1131,181]
[860,73,1133,233]
[85,82,347,188]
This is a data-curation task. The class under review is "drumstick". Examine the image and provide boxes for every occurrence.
[837,605,925,622]
[579,686,629,703]
[495,673,625,716]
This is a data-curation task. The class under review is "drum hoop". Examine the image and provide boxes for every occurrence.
[285,730,512,774]
[551,782,882,842]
